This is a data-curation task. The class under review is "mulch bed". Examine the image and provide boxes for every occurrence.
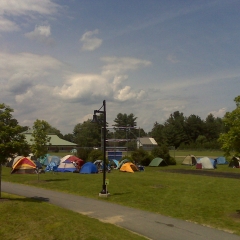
[160,169,240,179]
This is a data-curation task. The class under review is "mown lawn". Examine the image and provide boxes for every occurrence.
[0,193,146,240]
[2,162,240,236]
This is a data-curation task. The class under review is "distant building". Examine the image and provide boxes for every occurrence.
[23,129,77,152]
[137,137,158,151]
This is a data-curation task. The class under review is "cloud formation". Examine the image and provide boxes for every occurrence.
[54,56,150,103]
[80,29,102,51]
[0,0,61,32]
[25,25,54,44]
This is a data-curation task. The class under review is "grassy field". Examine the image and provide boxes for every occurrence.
[2,158,240,236]
[0,192,146,240]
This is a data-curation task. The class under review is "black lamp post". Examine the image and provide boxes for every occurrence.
[92,100,107,195]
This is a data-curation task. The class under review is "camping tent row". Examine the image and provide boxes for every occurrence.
[181,155,228,166]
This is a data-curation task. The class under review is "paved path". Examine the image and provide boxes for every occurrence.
[2,181,240,240]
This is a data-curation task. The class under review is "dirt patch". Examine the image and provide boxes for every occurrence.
[160,169,240,179]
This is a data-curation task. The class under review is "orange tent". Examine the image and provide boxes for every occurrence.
[11,157,37,174]
[120,162,139,173]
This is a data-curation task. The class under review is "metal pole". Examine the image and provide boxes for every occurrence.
[101,100,107,194]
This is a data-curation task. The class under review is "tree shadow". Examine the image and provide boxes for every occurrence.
[44,179,69,182]
[111,191,132,196]
[0,196,49,203]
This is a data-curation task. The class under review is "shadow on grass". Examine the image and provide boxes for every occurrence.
[111,191,132,196]
[44,179,69,182]
[0,196,49,203]
[28,179,69,183]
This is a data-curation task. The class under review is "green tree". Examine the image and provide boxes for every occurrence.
[151,145,176,165]
[204,114,224,141]
[113,113,138,139]
[30,119,51,158]
[47,126,63,139]
[218,96,240,156]
[163,111,188,148]
[185,114,204,143]
[131,148,152,166]
[73,120,101,147]
[0,103,30,198]
[150,122,166,145]
[63,133,74,142]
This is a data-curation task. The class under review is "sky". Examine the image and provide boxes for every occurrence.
[1,0,240,135]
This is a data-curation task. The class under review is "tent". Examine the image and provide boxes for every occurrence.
[11,157,37,174]
[120,162,139,173]
[117,159,132,169]
[45,162,58,172]
[38,154,50,166]
[215,156,228,165]
[57,156,77,172]
[80,162,98,174]
[109,159,119,169]
[149,158,168,167]
[61,155,84,171]
[47,155,61,166]
[197,157,214,169]
[228,156,240,168]
[182,155,197,166]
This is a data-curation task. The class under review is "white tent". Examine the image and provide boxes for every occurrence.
[197,157,214,169]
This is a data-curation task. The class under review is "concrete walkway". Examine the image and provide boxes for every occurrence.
[2,181,240,240]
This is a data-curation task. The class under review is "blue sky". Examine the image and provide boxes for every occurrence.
[1,0,240,134]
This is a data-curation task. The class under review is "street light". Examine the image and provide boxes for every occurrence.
[92,100,108,196]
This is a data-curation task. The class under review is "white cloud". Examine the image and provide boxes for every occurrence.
[0,16,19,32]
[0,52,63,95]
[80,29,102,51]
[0,0,61,32]
[209,108,227,118]
[25,25,54,44]
[0,0,60,16]
[101,57,151,77]
[54,56,150,103]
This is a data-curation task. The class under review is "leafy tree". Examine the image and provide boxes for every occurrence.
[73,120,101,147]
[151,145,176,165]
[185,114,204,143]
[150,122,166,145]
[204,114,224,141]
[63,133,75,142]
[163,111,188,148]
[218,96,240,156]
[131,148,152,166]
[113,113,138,140]
[47,126,63,139]
[77,148,91,161]
[30,119,51,158]
[87,149,103,162]
[0,103,30,198]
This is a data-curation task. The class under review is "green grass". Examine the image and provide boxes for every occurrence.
[2,163,240,236]
[0,192,146,240]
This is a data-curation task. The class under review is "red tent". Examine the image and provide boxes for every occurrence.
[11,157,37,174]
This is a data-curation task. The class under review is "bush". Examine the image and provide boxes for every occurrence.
[151,145,176,165]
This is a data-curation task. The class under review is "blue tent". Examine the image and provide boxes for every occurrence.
[45,162,58,172]
[80,162,98,174]
[216,156,228,165]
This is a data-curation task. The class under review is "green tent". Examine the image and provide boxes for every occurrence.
[149,157,168,167]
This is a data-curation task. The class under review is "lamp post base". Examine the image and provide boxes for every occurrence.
[99,192,110,197]
[99,185,110,197]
